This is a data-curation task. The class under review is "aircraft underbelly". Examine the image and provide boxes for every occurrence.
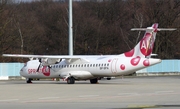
[60,70,94,80]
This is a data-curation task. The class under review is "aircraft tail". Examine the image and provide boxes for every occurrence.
[123,23,176,58]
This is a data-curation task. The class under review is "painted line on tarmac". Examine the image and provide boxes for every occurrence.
[0,99,19,102]
[38,97,59,100]
[118,93,138,96]
[117,91,177,97]
[128,104,180,108]
[79,95,99,98]
[128,104,161,108]
[155,90,174,94]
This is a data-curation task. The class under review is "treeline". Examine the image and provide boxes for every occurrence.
[0,0,180,62]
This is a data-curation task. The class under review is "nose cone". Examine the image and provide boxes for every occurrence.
[20,67,26,77]
[20,70,23,76]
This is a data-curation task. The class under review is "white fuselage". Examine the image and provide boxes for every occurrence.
[20,56,161,80]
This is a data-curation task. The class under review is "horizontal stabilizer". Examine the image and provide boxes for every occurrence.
[151,54,158,56]
[131,28,176,31]
[157,28,177,31]
[131,28,147,31]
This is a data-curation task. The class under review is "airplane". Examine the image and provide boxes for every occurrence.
[2,23,176,84]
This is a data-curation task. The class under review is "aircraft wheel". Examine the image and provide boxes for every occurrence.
[107,77,111,80]
[90,78,98,84]
[67,77,75,84]
[26,78,32,83]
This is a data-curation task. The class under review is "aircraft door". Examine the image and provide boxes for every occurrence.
[111,58,118,74]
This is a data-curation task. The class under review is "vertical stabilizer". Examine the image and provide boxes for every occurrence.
[123,23,176,58]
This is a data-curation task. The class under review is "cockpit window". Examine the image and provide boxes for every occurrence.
[21,63,27,71]
[24,63,27,67]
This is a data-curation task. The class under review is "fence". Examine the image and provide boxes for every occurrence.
[0,63,24,80]
[136,60,180,74]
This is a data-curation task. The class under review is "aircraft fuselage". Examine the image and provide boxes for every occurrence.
[20,56,161,80]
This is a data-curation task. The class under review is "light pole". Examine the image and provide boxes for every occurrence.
[69,0,73,55]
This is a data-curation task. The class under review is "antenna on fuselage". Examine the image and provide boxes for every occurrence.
[69,0,73,56]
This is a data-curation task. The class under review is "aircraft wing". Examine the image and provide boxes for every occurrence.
[2,54,116,58]
[2,54,113,64]
[2,54,76,58]
[2,54,109,58]
[2,54,92,63]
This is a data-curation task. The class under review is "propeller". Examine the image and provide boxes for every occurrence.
[36,58,42,72]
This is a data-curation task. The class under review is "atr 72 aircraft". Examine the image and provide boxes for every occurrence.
[3,23,176,84]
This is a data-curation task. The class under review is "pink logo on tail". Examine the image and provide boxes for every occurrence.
[124,49,135,57]
[152,23,158,32]
[130,56,141,66]
[140,33,154,56]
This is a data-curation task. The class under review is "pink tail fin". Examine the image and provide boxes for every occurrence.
[123,23,176,58]
[124,23,158,58]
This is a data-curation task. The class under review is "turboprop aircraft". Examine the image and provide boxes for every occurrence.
[2,23,176,84]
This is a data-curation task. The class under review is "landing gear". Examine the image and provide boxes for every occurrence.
[26,78,32,83]
[107,77,111,80]
[67,77,75,84]
[90,78,98,84]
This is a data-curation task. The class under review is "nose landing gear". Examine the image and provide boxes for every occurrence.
[26,78,32,83]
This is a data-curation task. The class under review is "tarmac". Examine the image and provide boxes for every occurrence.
[0,76,180,109]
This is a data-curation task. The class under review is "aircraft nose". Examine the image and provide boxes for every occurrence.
[20,67,24,76]
[20,71,23,76]
[20,67,26,76]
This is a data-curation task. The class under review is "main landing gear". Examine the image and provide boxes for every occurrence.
[90,78,98,84]
[66,77,98,84]
[107,77,111,80]
[67,77,75,84]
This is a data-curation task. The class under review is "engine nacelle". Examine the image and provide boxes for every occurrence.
[40,58,61,66]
